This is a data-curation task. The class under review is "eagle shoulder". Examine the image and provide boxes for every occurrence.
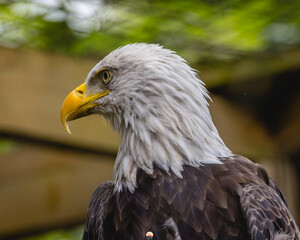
[83,181,114,240]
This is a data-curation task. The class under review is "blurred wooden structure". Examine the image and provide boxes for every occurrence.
[0,46,299,238]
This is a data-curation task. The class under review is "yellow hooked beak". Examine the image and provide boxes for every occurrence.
[60,83,110,134]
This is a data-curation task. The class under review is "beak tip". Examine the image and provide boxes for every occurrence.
[61,113,72,134]
[66,127,72,135]
[63,121,72,134]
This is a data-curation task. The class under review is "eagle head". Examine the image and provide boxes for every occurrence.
[61,43,231,192]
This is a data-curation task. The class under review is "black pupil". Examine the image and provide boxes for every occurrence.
[103,72,108,80]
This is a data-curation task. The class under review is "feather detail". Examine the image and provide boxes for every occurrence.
[82,155,300,240]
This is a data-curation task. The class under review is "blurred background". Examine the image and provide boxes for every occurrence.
[0,0,300,239]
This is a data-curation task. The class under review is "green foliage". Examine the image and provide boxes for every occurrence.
[21,226,83,240]
[0,138,16,153]
[1,0,300,64]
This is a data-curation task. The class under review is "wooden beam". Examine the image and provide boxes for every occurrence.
[0,141,114,238]
[0,47,120,154]
[201,47,300,88]
[275,91,300,155]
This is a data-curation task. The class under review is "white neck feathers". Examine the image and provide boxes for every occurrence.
[111,67,231,192]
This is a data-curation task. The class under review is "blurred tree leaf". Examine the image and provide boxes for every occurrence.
[0,138,16,154]
[0,0,299,64]
[21,225,83,240]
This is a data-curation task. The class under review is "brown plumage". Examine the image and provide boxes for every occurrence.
[82,155,300,240]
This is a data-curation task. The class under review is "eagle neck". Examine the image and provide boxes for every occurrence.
[112,102,232,193]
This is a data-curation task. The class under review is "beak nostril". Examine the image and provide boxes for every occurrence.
[76,90,84,95]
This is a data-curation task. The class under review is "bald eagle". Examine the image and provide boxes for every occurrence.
[61,44,299,240]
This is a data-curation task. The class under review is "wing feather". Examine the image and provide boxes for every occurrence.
[82,181,114,240]
[241,183,300,240]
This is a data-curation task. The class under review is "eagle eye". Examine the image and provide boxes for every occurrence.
[99,69,112,85]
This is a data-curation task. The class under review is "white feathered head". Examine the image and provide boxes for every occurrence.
[61,43,231,192]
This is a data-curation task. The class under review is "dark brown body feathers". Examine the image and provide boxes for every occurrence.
[83,155,299,240]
